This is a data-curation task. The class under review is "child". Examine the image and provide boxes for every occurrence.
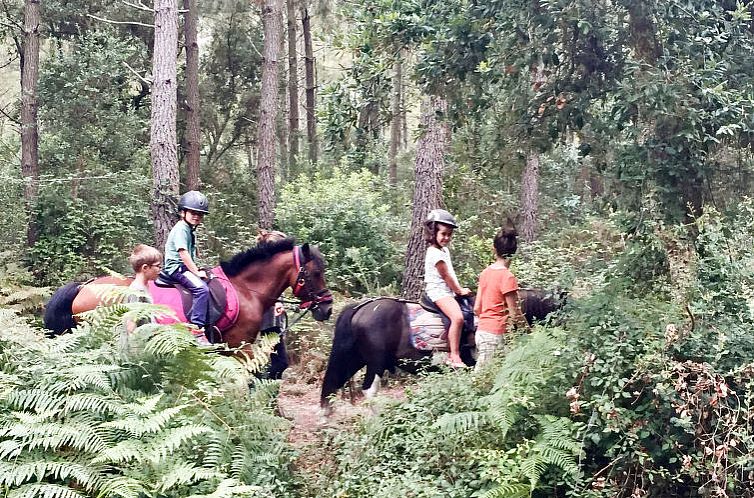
[121,244,162,351]
[473,222,527,371]
[424,208,472,368]
[164,190,211,345]
[127,244,163,303]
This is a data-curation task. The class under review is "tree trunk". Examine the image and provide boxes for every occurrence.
[388,56,403,186]
[287,0,299,169]
[184,0,201,190]
[301,6,317,164]
[401,96,449,299]
[150,0,180,249]
[277,8,289,179]
[256,0,282,230]
[520,150,540,243]
[21,0,40,247]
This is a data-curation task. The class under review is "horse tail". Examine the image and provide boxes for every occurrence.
[321,303,362,410]
[43,282,83,335]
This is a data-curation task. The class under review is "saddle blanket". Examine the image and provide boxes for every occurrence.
[407,303,449,352]
[148,266,240,332]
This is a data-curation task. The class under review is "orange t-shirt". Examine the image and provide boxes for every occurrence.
[475,264,519,335]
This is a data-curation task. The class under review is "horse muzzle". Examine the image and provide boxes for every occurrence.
[306,290,333,321]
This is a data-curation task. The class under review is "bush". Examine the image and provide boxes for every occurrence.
[277,168,404,295]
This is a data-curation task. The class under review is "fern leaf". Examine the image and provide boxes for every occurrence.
[8,483,87,498]
[145,425,213,463]
[433,411,489,434]
[154,460,223,493]
[101,405,187,436]
[481,483,531,498]
[186,478,264,498]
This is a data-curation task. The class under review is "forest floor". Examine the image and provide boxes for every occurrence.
[276,369,411,478]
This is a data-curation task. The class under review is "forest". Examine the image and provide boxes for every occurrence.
[2,0,754,497]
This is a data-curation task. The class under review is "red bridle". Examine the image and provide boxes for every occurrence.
[292,245,333,310]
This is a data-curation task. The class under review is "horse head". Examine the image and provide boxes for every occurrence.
[292,243,333,321]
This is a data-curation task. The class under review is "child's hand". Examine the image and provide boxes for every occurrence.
[459,287,472,296]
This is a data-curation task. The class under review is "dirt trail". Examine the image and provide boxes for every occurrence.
[276,375,409,472]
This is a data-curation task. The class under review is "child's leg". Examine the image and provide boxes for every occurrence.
[434,296,465,364]
[170,270,210,327]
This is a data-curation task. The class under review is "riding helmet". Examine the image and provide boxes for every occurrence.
[425,208,458,228]
[178,190,209,214]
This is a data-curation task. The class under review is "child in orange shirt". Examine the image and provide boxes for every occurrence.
[473,223,527,370]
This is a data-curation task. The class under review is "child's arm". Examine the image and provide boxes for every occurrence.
[474,286,482,315]
[505,291,529,330]
[436,261,471,296]
[178,249,207,278]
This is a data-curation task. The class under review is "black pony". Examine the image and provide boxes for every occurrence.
[320,288,565,413]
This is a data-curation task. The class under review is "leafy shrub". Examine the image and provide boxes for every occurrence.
[0,296,301,498]
[277,168,404,295]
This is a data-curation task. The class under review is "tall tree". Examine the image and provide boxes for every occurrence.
[520,151,540,242]
[401,96,449,299]
[150,0,180,248]
[286,0,299,169]
[256,0,282,229]
[183,0,200,190]
[301,4,316,163]
[387,55,402,186]
[20,0,40,247]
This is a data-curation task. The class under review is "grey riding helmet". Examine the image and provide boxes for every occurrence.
[425,208,458,228]
[178,190,209,214]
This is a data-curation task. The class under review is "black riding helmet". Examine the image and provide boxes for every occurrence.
[178,190,209,214]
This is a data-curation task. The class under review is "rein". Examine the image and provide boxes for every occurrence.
[291,245,333,311]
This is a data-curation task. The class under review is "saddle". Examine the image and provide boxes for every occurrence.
[409,293,475,351]
[155,269,228,330]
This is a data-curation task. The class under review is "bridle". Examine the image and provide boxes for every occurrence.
[291,245,333,312]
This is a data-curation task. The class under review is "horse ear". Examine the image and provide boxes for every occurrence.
[301,243,311,260]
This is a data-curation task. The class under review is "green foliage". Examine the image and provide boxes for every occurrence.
[277,168,404,295]
[0,298,300,498]
[27,186,152,285]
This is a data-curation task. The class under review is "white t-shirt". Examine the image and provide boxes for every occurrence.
[424,246,457,301]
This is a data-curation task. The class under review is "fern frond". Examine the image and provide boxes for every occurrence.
[101,405,187,436]
[90,439,146,465]
[3,421,108,454]
[519,454,548,489]
[0,460,106,492]
[186,478,264,498]
[7,483,87,498]
[5,389,64,413]
[145,425,213,463]
[481,482,531,498]
[97,476,145,498]
[154,460,223,493]
[433,411,490,435]
[143,325,199,355]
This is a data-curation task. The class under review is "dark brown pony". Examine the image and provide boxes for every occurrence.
[320,288,565,413]
[44,238,333,348]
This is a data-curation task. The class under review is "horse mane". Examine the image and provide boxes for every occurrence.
[220,237,296,277]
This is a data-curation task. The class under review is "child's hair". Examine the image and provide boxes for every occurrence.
[494,221,518,258]
[424,222,453,247]
[255,229,288,244]
[128,244,163,272]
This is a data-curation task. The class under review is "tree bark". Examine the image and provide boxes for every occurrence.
[401,96,449,299]
[520,150,540,243]
[184,0,201,190]
[256,0,282,230]
[301,5,317,164]
[388,56,402,186]
[150,0,180,249]
[287,0,299,169]
[277,8,289,179]
[21,0,40,247]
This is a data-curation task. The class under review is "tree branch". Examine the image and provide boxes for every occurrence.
[122,61,152,85]
[121,0,153,12]
[88,14,154,28]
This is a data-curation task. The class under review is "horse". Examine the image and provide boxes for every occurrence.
[43,238,333,350]
[320,288,564,413]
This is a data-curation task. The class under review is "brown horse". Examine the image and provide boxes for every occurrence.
[43,238,333,348]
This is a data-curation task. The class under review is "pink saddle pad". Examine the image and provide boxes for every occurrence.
[148,266,240,331]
